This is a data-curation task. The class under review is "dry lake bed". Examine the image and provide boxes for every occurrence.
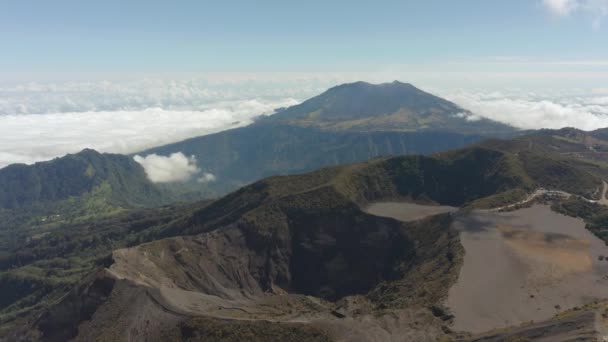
[365,201,608,335]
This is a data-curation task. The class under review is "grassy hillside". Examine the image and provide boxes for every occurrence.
[474,130,608,197]
[4,136,607,340]
[0,149,165,210]
[162,142,603,239]
[0,149,180,334]
[0,149,176,234]
[0,201,208,337]
[141,124,491,195]
[552,198,608,244]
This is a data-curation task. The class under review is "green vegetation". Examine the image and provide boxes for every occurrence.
[0,148,187,334]
[163,317,332,342]
[0,199,208,336]
[5,123,608,339]
[0,149,165,210]
[0,148,178,238]
[141,81,516,197]
[552,199,608,244]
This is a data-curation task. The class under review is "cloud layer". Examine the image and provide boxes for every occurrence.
[0,97,298,168]
[133,152,201,183]
[441,89,608,130]
[0,78,316,115]
[2,76,608,169]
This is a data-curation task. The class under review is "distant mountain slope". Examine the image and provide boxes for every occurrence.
[141,81,517,196]
[0,149,164,210]
[144,124,487,194]
[265,81,512,134]
[474,128,608,192]
[0,149,172,234]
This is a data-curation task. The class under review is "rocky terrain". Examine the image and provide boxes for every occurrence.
[6,133,608,341]
[4,84,608,340]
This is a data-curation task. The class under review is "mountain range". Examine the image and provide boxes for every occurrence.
[3,81,608,341]
[140,81,517,195]
[0,149,172,234]
[8,129,608,341]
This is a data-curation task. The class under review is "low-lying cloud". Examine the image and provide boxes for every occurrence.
[133,152,201,183]
[442,89,608,130]
[0,98,298,168]
[197,173,217,183]
[2,77,608,169]
[0,78,315,115]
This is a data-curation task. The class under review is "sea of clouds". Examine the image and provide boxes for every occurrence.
[437,88,608,131]
[1,75,608,182]
[0,78,302,170]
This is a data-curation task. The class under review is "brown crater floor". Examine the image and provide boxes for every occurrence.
[364,202,457,221]
[447,204,608,334]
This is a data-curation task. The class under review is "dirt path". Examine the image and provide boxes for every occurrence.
[491,181,608,212]
[599,181,608,206]
[490,189,552,212]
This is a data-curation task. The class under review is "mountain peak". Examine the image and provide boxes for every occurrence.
[0,148,165,210]
[267,81,514,135]
[72,148,103,159]
[328,80,416,92]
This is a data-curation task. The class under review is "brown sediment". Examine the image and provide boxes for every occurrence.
[446,204,608,334]
[498,224,592,276]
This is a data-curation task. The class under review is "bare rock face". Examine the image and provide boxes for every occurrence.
[107,207,415,302]
[23,201,462,341]
[20,139,608,341]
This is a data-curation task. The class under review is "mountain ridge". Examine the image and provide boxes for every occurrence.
[16,137,608,341]
[140,81,518,197]
[262,81,514,134]
[4,130,608,340]
[0,148,164,210]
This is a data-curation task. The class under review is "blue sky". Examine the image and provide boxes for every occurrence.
[1,0,607,73]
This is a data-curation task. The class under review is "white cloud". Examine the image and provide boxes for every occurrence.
[0,78,314,168]
[197,173,217,183]
[2,76,608,169]
[454,112,483,122]
[587,0,608,29]
[0,98,299,168]
[543,0,580,15]
[0,78,311,115]
[542,0,608,28]
[442,89,608,130]
[133,152,200,183]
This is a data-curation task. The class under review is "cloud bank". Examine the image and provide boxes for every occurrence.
[441,89,608,130]
[0,78,315,115]
[133,152,201,183]
[0,97,298,168]
[2,76,608,169]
